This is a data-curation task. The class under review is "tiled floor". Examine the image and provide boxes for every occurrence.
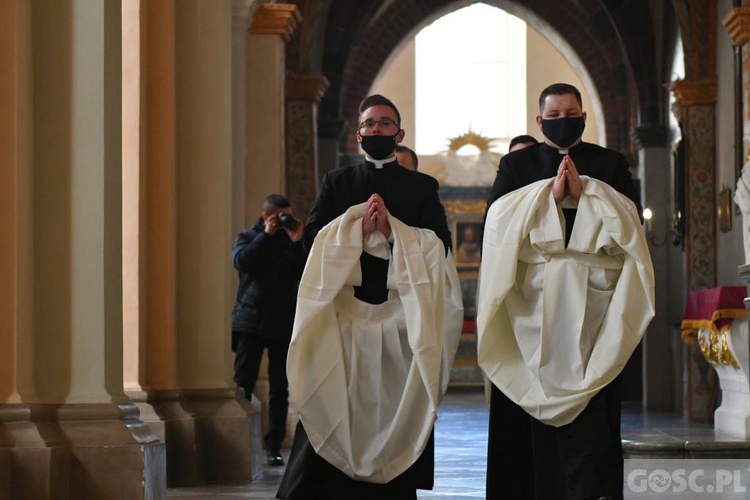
[168,389,746,499]
[167,388,489,499]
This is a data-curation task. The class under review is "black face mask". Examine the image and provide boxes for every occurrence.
[360,132,400,160]
[541,117,585,149]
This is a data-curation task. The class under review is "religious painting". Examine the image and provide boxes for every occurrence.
[453,220,482,268]
[458,270,478,333]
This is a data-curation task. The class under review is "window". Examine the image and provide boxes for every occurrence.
[415,4,526,154]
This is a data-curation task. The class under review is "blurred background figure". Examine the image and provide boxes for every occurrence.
[508,134,539,153]
[396,145,419,171]
[231,194,306,467]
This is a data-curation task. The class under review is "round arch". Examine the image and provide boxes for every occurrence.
[329,0,640,155]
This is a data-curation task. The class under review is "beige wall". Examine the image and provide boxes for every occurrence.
[370,39,416,149]
[526,26,599,146]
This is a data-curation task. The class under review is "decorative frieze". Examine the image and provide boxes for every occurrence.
[285,73,329,103]
[248,4,301,42]
[669,79,718,106]
[723,7,750,47]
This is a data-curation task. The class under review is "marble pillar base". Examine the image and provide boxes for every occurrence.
[714,370,750,439]
[136,389,263,487]
[0,402,165,499]
[698,319,750,438]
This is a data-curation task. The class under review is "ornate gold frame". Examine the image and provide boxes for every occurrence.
[718,186,733,233]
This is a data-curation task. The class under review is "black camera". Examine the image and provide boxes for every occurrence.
[277,212,298,230]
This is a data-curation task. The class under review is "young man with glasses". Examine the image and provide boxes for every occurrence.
[276,95,459,500]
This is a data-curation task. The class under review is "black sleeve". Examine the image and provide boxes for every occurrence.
[231,229,272,276]
[486,157,517,214]
[484,156,518,230]
[419,177,452,253]
[303,171,336,253]
[611,154,644,223]
[290,240,306,279]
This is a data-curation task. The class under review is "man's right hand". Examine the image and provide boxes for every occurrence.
[264,215,281,235]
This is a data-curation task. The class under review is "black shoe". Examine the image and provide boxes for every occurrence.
[267,451,284,466]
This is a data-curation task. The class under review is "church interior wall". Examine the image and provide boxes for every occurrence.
[666,37,687,414]
[526,25,600,146]
[716,0,745,287]
[4,0,749,495]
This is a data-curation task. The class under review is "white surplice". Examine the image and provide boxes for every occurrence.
[477,177,655,427]
[287,203,463,483]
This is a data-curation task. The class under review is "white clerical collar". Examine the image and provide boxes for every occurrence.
[365,155,397,169]
[556,139,583,155]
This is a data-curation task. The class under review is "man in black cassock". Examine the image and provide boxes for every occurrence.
[483,83,642,500]
[276,94,451,500]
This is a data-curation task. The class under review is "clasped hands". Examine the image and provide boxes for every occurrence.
[363,194,391,239]
[552,154,582,203]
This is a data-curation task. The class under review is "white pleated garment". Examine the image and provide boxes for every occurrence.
[288,203,463,483]
[477,177,655,427]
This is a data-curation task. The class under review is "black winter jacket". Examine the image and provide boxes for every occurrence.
[231,218,306,342]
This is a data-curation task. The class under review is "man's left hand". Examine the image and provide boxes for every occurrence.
[283,216,305,242]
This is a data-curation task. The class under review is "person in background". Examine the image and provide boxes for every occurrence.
[508,134,539,153]
[231,194,305,466]
[395,144,419,171]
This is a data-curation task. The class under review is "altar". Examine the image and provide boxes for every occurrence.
[681,286,749,437]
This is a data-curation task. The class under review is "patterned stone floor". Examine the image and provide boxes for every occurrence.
[168,388,746,499]
[167,388,489,499]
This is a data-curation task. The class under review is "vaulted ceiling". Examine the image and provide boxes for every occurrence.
[287,0,680,158]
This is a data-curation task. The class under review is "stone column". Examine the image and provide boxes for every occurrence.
[318,118,349,180]
[1,1,166,498]
[0,1,35,495]
[670,81,719,421]
[286,73,329,219]
[670,81,719,291]
[232,0,258,235]
[121,0,264,487]
[245,4,301,223]
[634,126,683,411]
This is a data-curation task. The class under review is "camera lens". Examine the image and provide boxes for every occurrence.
[277,213,295,229]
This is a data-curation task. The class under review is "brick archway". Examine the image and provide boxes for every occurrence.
[312,0,667,157]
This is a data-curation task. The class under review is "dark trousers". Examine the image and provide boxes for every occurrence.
[486,378,624,500]
[233,329,290,451]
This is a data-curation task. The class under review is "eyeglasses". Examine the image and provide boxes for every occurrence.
[358,118,398,131]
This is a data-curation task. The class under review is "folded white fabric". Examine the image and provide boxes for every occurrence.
[288,203,463,482]
[477,177,655,426]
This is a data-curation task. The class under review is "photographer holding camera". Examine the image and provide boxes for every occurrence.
[231,194,305,466]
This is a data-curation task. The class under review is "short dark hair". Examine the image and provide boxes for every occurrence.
[263,194,291,214]
[358,94,401,128]
[395,145,418,169]
[538,83,583,113]
[508,135,539,152]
